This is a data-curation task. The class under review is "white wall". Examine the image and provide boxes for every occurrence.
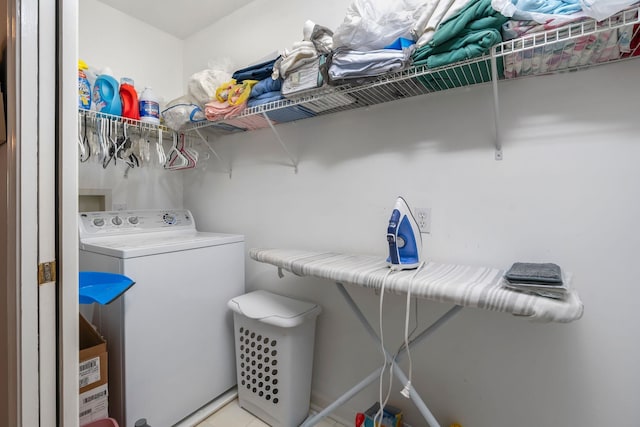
[182,0,351,80]
[78,0,185,210]
[181,2,640,426]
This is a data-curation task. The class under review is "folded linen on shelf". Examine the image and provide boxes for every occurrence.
[412,0,472,48]
[328,47,414,84]
[265,105,316,123]
[204,99,246,121]
[282,55,327,99]
[232,56,280,82]
[500,5,639,78]
[413,0,508,69]
[247,77,284,108]
[272,20,334,81]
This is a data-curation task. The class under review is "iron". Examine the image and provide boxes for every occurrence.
[386,196,423,270]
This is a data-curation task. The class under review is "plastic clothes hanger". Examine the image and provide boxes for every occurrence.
[78,115,90,162]
[165,133,190,170]
[102,118,117,168]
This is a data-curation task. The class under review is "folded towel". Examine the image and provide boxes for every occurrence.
[505,262,563,284]
[232,57,279,82]
[250,78,283,98]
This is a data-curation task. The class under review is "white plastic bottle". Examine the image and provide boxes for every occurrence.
[139,87,160,124]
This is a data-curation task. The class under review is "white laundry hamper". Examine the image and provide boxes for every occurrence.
[228,290,321,427]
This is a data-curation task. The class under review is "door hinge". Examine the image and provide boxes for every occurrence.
[38,261,57,285]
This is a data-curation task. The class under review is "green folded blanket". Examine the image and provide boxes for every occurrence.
[412,0,508,69]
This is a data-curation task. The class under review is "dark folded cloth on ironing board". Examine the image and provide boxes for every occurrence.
[503,262,568,299]
[505,262,563,284]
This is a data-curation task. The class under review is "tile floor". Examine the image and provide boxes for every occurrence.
[195,399,347,427]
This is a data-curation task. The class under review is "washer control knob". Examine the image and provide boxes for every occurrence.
[93,218,105,227]
[111,216,123,226]
[162,213,176,225]
[128,216,139,225]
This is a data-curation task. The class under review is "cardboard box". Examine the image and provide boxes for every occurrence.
[79,313,108,394]
[79,383,109,426]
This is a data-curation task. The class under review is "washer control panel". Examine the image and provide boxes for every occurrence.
[79,209,195,237]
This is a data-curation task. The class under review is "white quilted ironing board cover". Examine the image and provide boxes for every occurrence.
[249,248,584,323]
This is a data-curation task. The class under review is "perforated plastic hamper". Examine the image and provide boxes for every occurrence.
[228,290,321,427]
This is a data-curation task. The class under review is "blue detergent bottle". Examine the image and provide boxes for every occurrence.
[92,71,122,116]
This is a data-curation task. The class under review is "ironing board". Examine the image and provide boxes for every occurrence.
[249,248,584,427]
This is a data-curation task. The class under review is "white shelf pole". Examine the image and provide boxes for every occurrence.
[262,112,298,173]
[490,48,503,161]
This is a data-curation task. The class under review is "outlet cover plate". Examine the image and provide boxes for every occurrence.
[414,207,431,234]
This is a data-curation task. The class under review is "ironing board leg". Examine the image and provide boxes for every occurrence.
[392,363,440,427]
[300,367,383,427]
[327,282,463,427]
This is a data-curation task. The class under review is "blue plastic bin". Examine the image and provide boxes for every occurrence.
[79,272,135,305]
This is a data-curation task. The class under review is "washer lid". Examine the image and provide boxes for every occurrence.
[80,230,244,258]
[227,290,321,328]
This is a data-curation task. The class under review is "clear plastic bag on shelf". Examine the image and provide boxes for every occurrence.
[187,58,234,108]
[161,96,206,131]
[332,0,427,51]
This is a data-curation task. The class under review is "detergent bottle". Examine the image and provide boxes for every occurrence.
[139,87,160,124]
[93,70,122,116]
[78,60,91,110]
[119,77,140,120]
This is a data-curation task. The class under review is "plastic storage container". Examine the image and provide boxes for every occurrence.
[228,290,321,427]
[139,87,160,124]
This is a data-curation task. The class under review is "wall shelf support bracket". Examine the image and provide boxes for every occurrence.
[194,129,232,178]
[490,50,503,161]
[262,112,298,173]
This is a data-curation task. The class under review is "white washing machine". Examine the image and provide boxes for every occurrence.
[79,209,244,427]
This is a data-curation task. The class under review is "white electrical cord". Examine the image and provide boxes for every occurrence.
[374,268,394,427]
[401,261,425,399]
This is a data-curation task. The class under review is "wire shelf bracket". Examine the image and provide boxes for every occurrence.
[262,112,299,173]
[490,49,503,161]
[194,128,233,178]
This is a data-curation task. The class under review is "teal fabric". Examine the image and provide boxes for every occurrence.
[429,0,507,47]
[416,57,504,91]
[412,0,508,69]
[423,28,503,68]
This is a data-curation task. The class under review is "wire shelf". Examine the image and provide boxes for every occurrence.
[79,109,173,135]
[184,5,640,135]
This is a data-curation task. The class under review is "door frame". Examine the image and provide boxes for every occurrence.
[1,0,79,425]
[57,0,80,424]
[3,0,42,424]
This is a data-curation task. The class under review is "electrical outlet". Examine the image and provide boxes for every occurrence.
[414,207,431,234]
